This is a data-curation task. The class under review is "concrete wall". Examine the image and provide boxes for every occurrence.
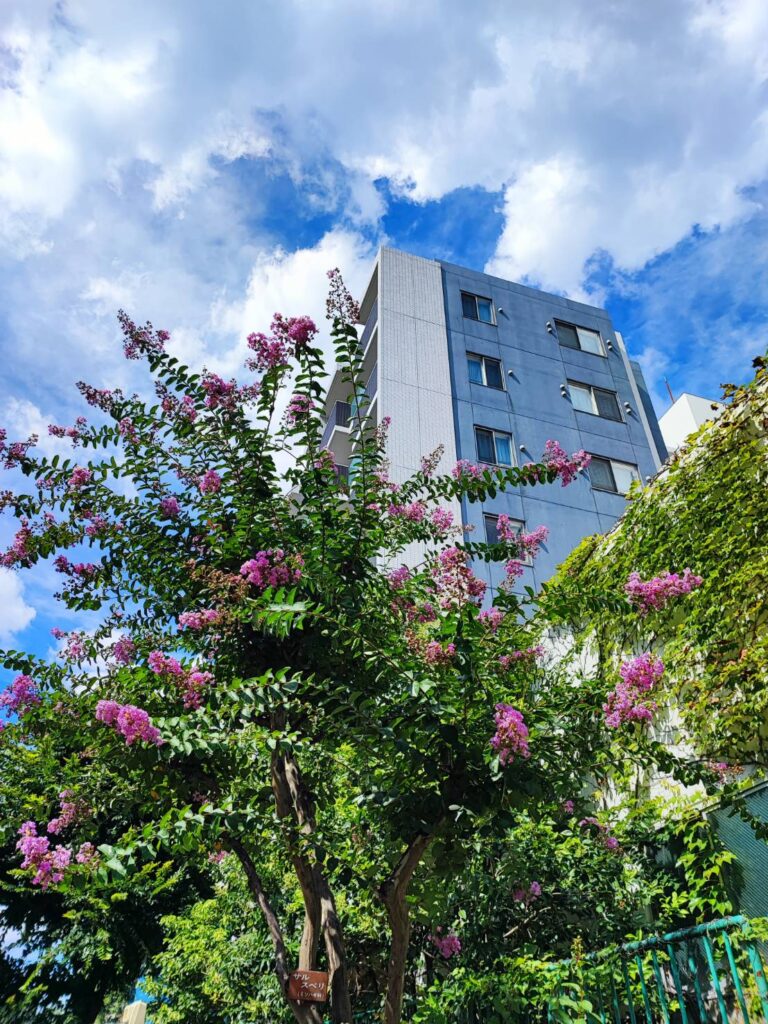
[438,258,665,594]
[378,248,461,566]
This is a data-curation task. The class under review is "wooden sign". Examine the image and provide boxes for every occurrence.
[288,969,329,1003]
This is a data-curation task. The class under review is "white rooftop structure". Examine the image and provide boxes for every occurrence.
[659,392,724,453]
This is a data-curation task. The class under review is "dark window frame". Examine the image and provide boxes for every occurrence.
[462,291,496,325]
[567,380,623,422]
[474,426,515,468]
[467,352,505,390]
[484,513,532,563]
[554,319,605,356]
[588,455,640,495]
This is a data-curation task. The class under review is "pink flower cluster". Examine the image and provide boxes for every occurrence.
[179,609,221,630]
[513,880,542,905]
[158,385,198,423]
[430,507,454,532]
[430,928,462,959]
[625,569,703,615]
[95,700,164,746]
[208,849,230,864]
[503,559,525,585]
[0,674,41,716]
[579,817,621,853]
[48,417,87,444]
[603,653,664,729]
[540,440,591,486]
[326,268,360,324]
[47,790,87,835]
[424,641,456,665]
[53,556,98,578]
[148,651,215,709]
[431,547,486,608]
[388,565,411,590]
[61,632,88,661]
[478,607,505,632]
[198,469,222,495]
[0,430,37,469]
[490,703,531,764]
[452,459,482,480]
[17,821,72,888]
[246,313,318,373]
[389,501,427,523]
[201,372,260,412]
[68,466,92,490]
[77,382,122,412]
[112,636,136,665]
[118,309,168,360]
[498,646,544,670]
[240,549,304,592]
[160,495,181,518]
[284,393,315,425]
[1,520,34,567]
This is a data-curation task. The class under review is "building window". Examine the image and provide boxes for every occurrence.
[468,353,504,389]
[475,426,514,467]
[588,456,640,495]
[484,513,524,544]
[462,291,494,324]
[555,320,604,356]
[567,381,622,421]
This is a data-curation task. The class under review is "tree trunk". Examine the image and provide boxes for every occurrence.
[230,837,324,1024]
[272,749,353,1023]
[379,834,433,1024]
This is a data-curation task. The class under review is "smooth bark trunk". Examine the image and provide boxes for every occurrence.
[272,750,353,1023]
[379,834,433,1024]
[230,837,323,1024]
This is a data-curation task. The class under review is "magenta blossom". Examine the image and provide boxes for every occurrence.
[179,609,221,630]
[430,507,454,532]
[16,821,72,888]
[240,549,304,592]
[431,547,486,608]
[159,495,180,518]
[540,440,591,486]
[430,928,462,959]
[452,459,482,480]
[389,501,427,523]
[284,393,315,425]
[388,566,411,590]
[68,466,92,490]
[478,607,505,632]
[95,700,164,746]
[198,469,222,495]
[603,653,664,728]
[490,704,530,764]
[0,674,41,716]
[424,641,456,666]
[625,569,703,615]
[112,636,136,665]
[498,646,543,670]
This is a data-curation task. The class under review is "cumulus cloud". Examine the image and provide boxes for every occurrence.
[0,0,767,426]
[0,569,36,643]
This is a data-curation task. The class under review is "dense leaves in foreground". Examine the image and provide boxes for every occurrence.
[0,272,734,1023]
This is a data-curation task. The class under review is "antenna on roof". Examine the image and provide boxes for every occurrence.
[664,378,676,404]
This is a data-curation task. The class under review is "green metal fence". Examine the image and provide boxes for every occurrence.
[550,915,768,1023]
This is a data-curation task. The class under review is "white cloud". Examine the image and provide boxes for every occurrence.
[0,569,36,643]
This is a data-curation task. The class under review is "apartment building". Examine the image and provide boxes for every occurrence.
[321,247,667,591]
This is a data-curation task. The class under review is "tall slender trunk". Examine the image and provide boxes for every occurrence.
[379,834,433,1024]
[272,749,353,1023]
[230,837,323,1024]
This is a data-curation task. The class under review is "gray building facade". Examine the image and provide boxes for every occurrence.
[322,247,667,592]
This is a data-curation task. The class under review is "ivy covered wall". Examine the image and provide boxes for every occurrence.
[540,354,768,773]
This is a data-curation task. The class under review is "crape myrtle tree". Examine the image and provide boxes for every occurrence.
[0,271,709,1024]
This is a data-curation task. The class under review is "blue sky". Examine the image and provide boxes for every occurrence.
[1,0,768,659]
